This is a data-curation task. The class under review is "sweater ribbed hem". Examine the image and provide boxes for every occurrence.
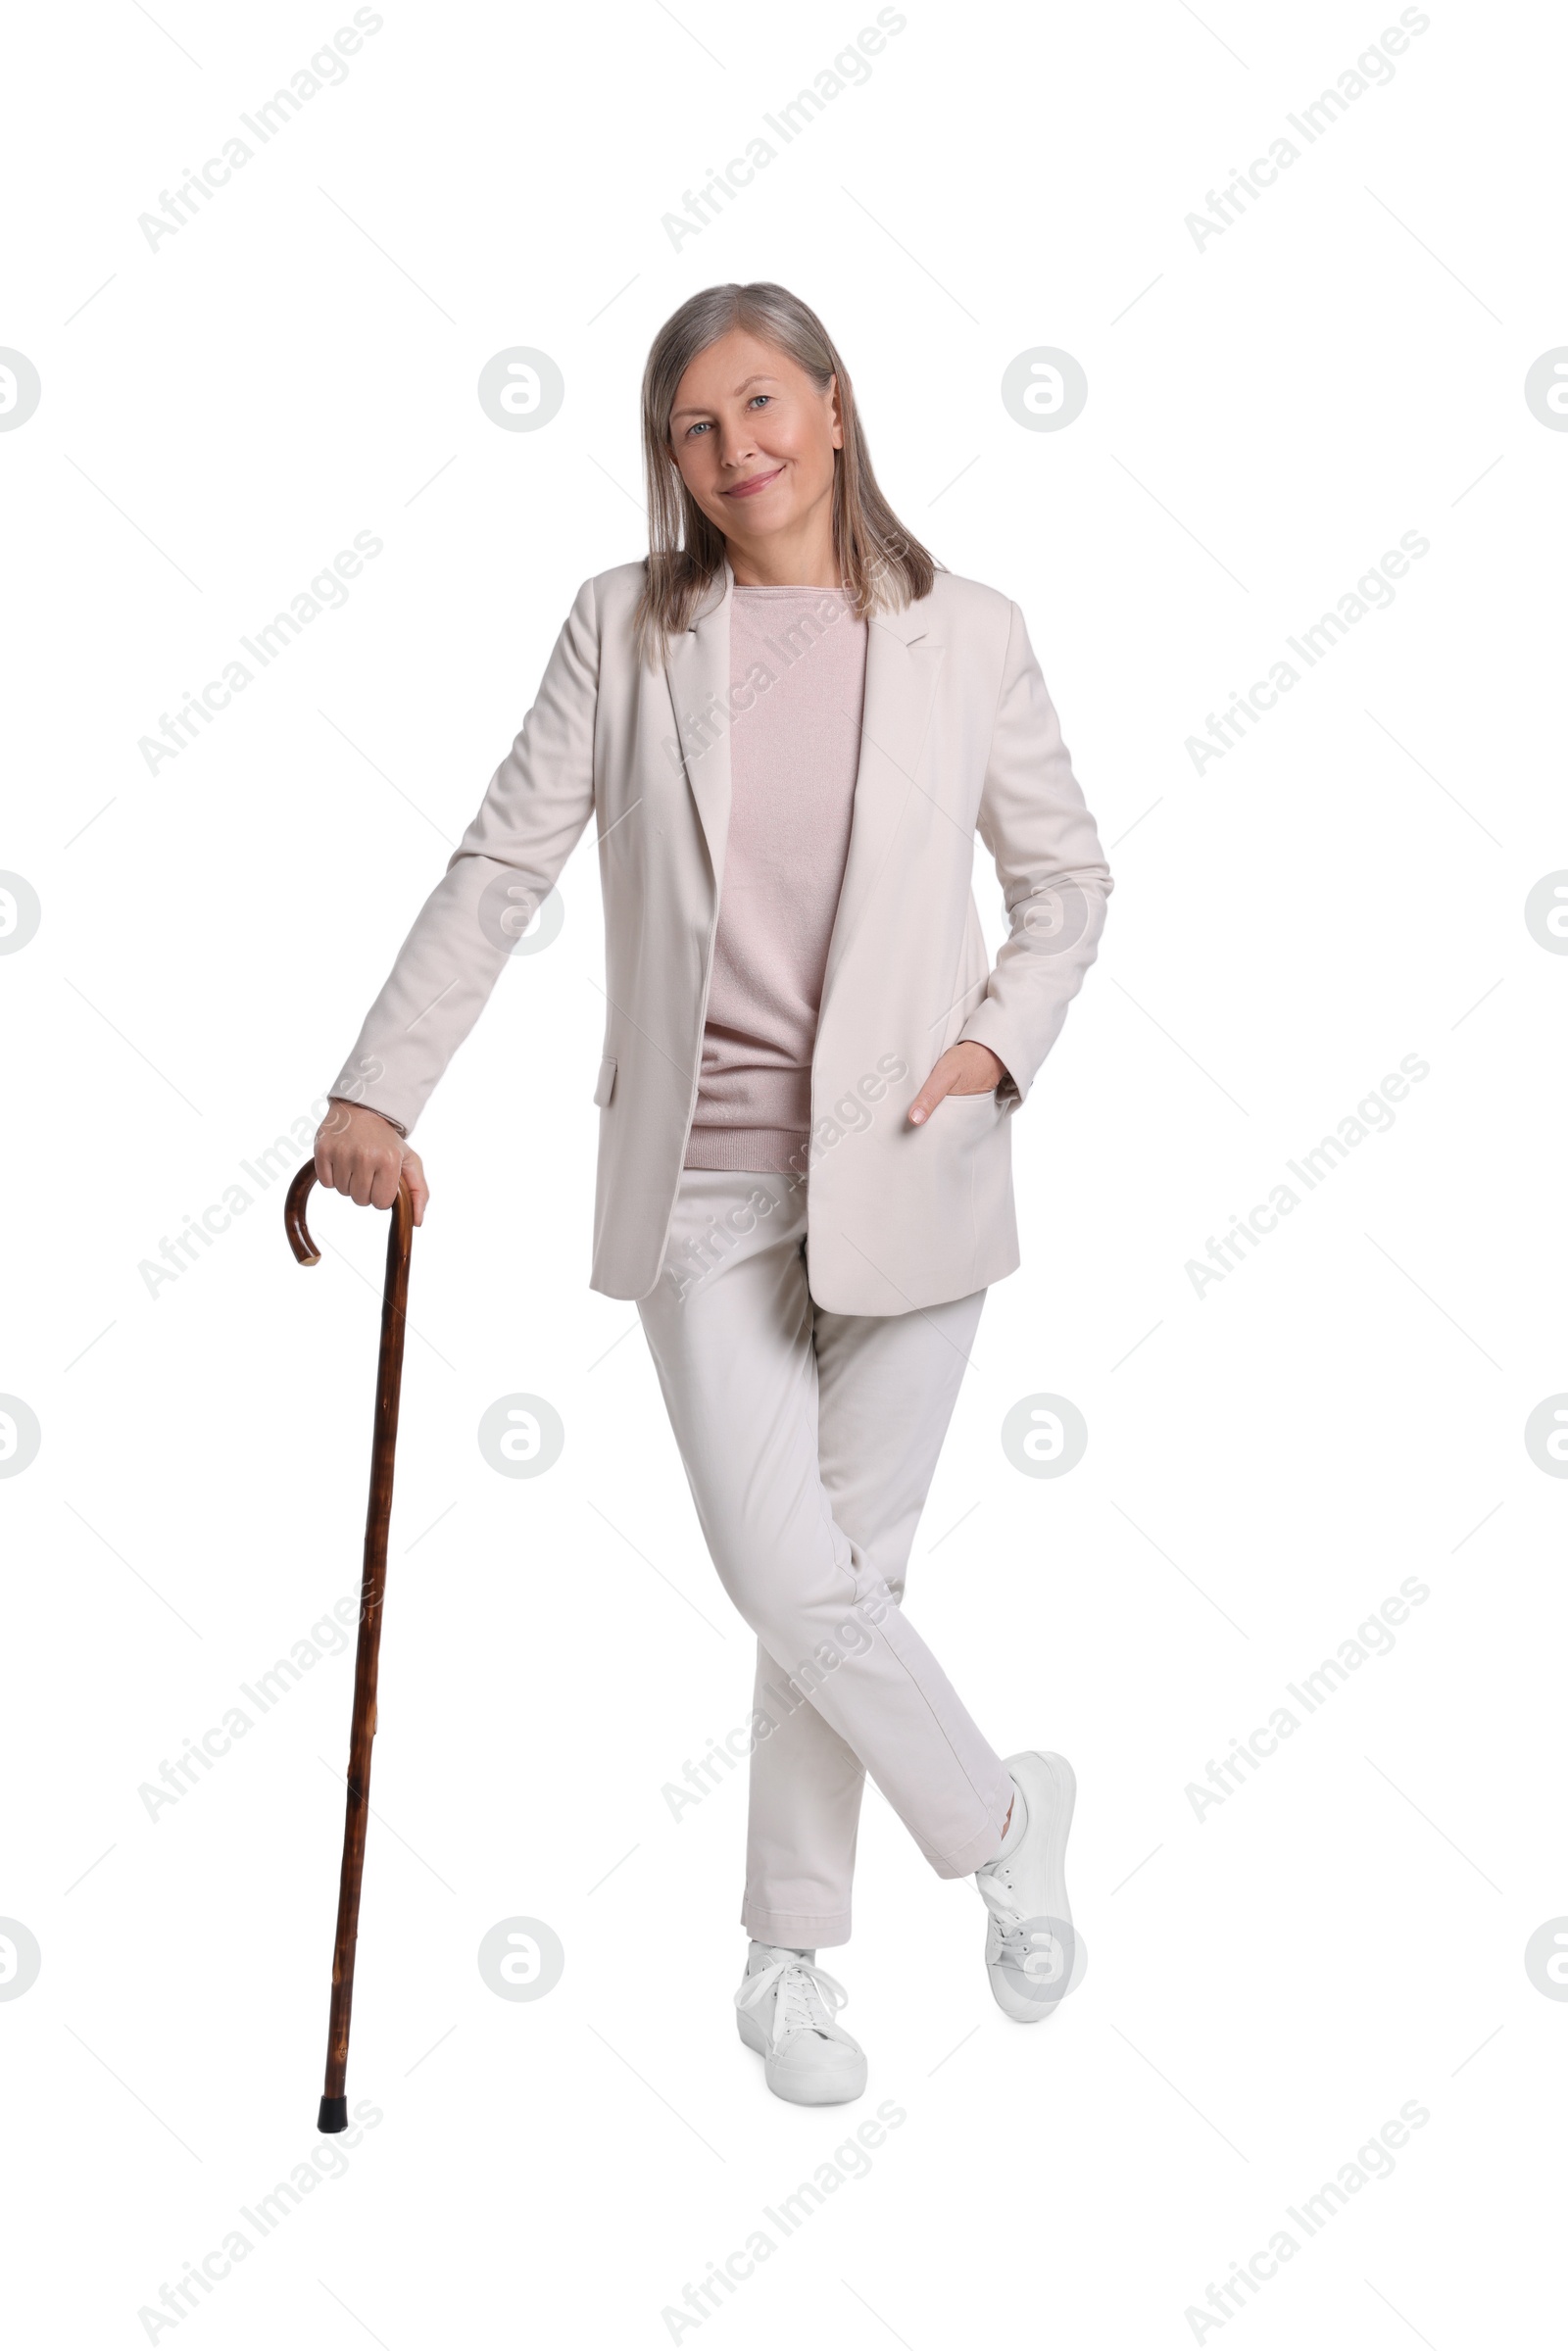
[682,1125,809,1174]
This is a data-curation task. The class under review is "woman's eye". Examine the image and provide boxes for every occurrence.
[685,396,769,437]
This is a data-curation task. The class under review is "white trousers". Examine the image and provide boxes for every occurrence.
[637,1166,1014,1947]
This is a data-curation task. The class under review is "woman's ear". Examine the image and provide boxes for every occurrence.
[827,372,844,449]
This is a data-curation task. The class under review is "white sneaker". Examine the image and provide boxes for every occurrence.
[734,1942,868,2105]
[975,1751,1081,2023]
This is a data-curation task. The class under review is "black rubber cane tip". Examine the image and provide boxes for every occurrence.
[318,2094,349,2134]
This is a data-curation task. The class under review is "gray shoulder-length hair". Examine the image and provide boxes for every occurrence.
[632,280,939,667]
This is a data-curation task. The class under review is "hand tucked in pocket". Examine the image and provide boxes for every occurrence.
[907,1042,1008,1125]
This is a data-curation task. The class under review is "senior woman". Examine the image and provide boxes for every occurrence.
[315,280,1112,2105]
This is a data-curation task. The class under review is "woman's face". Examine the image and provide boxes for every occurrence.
[667,326,842,561]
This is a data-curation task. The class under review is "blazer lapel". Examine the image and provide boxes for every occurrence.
[662,561,734,890]
[818,593,944,1007]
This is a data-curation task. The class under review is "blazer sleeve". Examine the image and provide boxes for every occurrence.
[956,599,1112,1107]
[325,573,601,1135]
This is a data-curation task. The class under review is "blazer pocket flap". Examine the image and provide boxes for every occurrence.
[593,1053,617,1108]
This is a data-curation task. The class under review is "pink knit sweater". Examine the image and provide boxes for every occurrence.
[683,585,868,1173]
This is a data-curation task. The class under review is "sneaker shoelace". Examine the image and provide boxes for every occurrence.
[735,1953,850,2050]
[975,1857,1063,1980]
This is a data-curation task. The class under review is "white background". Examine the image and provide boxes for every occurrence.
[3,0,1565,2342]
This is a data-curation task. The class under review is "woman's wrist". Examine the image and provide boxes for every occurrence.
[327,1096,408,1139]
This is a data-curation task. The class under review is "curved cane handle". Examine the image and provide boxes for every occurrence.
[284,1159,414,1267]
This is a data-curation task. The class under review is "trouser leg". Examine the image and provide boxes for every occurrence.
[636,1168,1013,1948]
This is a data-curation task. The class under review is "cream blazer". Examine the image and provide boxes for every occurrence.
[329,557,1113,1315]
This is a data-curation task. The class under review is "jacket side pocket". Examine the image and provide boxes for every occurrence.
[593,1053,617,1108]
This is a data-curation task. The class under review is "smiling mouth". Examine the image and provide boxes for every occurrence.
[723,465,784,498]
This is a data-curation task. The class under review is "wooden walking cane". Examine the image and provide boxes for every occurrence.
[283,1157,415,2133]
